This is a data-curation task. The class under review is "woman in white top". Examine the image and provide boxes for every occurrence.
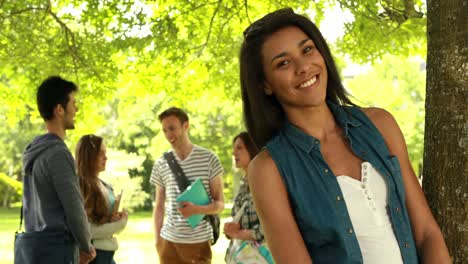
[76,135,128,264]
[241,7,450,264]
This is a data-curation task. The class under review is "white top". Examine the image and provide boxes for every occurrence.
[150,145,224,243]
[337,162,403,264]
[89,181,127,251]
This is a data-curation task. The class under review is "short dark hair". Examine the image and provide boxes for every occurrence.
[240,8,354,148]
[37,76,78,121]
[233,131,259,160]
[158,107,189,124]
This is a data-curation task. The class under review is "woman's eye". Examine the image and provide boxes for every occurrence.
[304,46,314,53]
[276,60,289,68]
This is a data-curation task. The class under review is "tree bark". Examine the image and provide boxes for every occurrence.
[424,0,467,263]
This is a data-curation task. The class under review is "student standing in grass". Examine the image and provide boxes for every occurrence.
[76,134,128,264]
[18,76,95,264]
[150,107,224,264]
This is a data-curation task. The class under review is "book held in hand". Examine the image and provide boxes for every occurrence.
[112,189,123,215]
[176,178,211,228]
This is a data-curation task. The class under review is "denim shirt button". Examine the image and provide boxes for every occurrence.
[324,169,329,173]
[348,228,353,234]
[404,242,410,248]
[395,207,400,213]
[336,196,342,201]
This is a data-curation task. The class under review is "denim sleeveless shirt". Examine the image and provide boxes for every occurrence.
[266,102,419,263]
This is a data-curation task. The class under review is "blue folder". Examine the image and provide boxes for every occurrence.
[176,178,211,228]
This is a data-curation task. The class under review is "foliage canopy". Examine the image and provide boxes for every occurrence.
[0,0,427,206]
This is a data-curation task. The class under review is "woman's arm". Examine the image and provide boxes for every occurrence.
[365,108,451,263]
[224,222,256,240]
[89,212,128,239]
[248,150,312,264]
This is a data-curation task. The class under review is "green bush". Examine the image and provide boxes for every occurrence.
[0,173,22,207]
[98,149,150,212]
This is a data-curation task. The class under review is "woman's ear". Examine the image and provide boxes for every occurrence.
[263,82,273,95]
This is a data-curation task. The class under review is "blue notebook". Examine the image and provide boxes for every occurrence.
[176,178,211,228]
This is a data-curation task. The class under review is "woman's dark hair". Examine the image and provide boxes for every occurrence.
[233,131,259,160]
[37,76,78,121]
[76,134,108,224]
[240,8,354,148]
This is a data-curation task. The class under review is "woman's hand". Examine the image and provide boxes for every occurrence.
[110,212,121,222]
[120,210,129,221]
[224,222,241,239]
[110,209,128,222]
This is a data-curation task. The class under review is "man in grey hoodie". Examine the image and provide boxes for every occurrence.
[16,76,95,264]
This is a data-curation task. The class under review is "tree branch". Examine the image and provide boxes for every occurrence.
[179,0,219,15]
[45,0,103,82]
[244,0,251,24]
[47,5,79,76]
[337,0,380,21]
[0,7,46,19]
[380,0,423,24]
[338,0,423,26]
[403,0,424,18]
[219,4,242,35]
[185,0,222,66]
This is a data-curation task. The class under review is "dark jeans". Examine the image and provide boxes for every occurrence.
[90,249,116,264]
[14,231,75,264]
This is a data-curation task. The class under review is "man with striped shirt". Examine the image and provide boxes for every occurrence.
[150,107,224,264]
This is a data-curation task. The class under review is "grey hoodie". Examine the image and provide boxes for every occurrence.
[22,133,91,256]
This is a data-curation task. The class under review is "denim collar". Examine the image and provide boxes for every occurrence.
[283,100,361,153]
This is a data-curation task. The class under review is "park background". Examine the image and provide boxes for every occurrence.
[0,0,465,263]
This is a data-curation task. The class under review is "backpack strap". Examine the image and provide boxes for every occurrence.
[163,151,191,192]
[17,205,23,233]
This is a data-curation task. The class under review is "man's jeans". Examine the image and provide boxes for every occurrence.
[14,231,75,264]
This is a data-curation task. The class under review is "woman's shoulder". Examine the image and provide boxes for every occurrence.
[248,150,279,181]
[360,107,404,150]
[251,149,275,169]
[361,107,400,134]
[361,106,392,120]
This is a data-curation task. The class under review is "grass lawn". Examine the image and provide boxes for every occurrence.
[0,207,232,264]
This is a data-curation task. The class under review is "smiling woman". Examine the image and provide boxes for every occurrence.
[261,26,328,110]
[240,7,450,264]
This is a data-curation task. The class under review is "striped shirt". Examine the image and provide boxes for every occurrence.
[150,145,224,243]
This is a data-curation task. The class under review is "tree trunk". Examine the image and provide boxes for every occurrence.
[424,0,467,263]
